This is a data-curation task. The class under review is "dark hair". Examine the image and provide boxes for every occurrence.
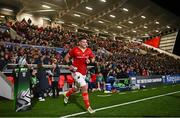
[78,36,87,42]
[18,48,24,56]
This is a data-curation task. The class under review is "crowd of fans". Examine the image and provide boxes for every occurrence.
[0,18,180,97]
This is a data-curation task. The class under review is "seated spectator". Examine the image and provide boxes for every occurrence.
[96,72,105,91]
[90,73,97,92]
[85,71,96,92]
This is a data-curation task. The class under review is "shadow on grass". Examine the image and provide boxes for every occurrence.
[31,97,39,108]
[168,94,180,99]
[67,94,86,111]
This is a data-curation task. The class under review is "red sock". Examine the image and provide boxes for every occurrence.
[66,87,76,97]
[82,92,90,109]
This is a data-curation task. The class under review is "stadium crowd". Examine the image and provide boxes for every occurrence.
[0,18,180,99]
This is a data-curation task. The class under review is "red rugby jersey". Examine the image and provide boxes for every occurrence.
[69,47,95,75]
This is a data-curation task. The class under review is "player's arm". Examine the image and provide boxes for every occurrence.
[86,49,95,65]
[90,57,95,63]
[86,57,95,64]
[64,51,77,72]
[90,48,95,64]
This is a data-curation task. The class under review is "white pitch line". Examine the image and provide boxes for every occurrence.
[151,88,157,90]
[60,91,180,118]
[142,89,148,91]
[119,92,127,95]
[97,94,112,97]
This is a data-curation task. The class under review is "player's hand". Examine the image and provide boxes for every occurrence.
[86,59,90,64]
[69,65,77,72]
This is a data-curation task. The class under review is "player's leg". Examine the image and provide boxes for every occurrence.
[75,73,95,114]
[63,72,79,104]
[63,86,77,104]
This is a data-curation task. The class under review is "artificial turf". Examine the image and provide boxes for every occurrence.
[0,84,180,117]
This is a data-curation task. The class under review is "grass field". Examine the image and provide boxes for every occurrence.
[0,84,180,117]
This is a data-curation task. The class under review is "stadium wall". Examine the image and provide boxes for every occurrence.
[142,42,180,59]
[0,72,14,100]
[159,32,178,53]
[173,30,180,56]
[16,13,51,27]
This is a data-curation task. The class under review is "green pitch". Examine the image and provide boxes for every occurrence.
[0,84,180,117]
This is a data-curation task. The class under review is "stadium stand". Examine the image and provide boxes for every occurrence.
[0,0,180,116]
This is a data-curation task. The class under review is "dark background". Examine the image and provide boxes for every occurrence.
[151,0,180,17]
[151,0,180,56]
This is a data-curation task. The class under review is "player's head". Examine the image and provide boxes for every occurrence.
[78,36,88,49]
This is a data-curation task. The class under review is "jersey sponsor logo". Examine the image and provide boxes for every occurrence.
[76,56,89,59]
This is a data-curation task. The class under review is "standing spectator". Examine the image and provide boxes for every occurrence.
[36,63,49,101]
[30,69,38,98]
[51,58,60,98]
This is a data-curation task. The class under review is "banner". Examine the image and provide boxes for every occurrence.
[163,75,180,84]
[13,67,31,112]
[144,36,160,48]
[135,75,163,86]
[3,42,64,54]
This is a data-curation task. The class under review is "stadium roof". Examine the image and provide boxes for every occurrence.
[0,0,180,39]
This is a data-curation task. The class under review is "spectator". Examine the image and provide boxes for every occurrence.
[51,58,60,98]
[36,63,49,101]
